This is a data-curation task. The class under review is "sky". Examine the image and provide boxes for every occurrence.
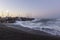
[0,0,60,18]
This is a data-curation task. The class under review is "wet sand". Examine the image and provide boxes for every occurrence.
[0,23,60,40]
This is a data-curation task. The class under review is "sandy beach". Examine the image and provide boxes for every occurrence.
[0,23,60,40]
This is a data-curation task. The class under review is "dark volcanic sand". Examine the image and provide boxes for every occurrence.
[0,23,60,40]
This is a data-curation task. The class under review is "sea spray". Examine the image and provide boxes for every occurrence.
[14,18,60,36]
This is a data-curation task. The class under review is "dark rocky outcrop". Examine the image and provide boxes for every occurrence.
[0,17,34,23]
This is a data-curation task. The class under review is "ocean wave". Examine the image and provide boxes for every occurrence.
[14,18,60,36]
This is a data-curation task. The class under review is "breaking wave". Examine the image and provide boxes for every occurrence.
[14,18,60,36]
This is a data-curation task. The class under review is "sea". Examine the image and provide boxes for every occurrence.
[14,18,60,36]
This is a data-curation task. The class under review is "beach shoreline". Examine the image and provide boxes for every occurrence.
[0,23,60,40]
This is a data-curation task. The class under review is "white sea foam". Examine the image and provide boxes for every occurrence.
[14,18,60,36]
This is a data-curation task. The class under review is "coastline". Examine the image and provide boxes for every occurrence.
[0,23,60,40]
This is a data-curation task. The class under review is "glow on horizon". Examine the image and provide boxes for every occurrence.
[0,10,18,17]
[0,10,27,17]
[0,0,60,18]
